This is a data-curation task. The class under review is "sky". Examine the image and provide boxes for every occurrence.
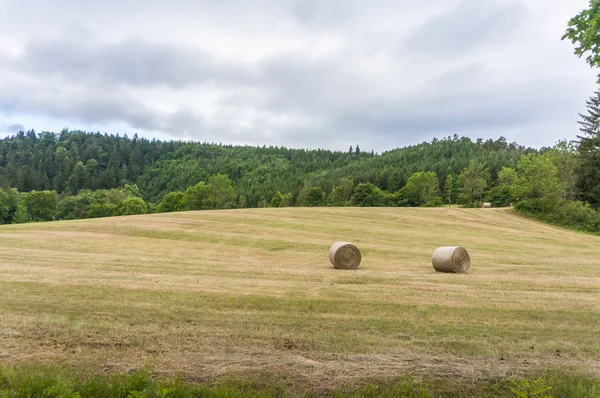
[0,0,596,152]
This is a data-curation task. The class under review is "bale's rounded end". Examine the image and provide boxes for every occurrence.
[329,241,361,270]
[432,246,470,274]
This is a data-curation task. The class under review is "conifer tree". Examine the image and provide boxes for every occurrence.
[577,90,600,207]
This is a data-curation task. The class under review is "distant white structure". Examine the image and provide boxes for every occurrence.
[482,202,492,208]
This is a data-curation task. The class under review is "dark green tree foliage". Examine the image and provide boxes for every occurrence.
[306,186,325,207]
[310,136,530,195]
[352,183,387,207]
[485,167,518,207]
[0,131,528,207]
[0,189,10,223]
[24,190,57,221]
[56,194,91,220]
[576,91,600,207]
[0,188,19,224]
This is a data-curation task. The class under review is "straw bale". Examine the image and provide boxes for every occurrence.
[432,246,470,273]
[329,241,361,269]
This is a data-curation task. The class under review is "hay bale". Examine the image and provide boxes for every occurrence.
[482,202,492,208]
[329,242,361,269]
[432,246,470,273]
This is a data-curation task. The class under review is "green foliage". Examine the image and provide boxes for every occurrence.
[562,1,600,82]
[498,166,519,187]
[514,154,564,212]
[269,191,294,208]
[328,178,354,207]
[12,203,29,223]
[517,199,600,233]
[178,175,236,210]
[306,186,325,207]
[0,189,10,224]
[352,182,388,207]
[443,174,457,205]
[0,131,528,206]
[508,377,553,398]
[119,197,148,216]
[67,161,89,194]
[331,376,431,398]
[546,141,580,201]
[486,185,514,208]
[401,171,440,206]
[485,167,518,207]
[1,364,600,397]
[156,191,185,213]
[295,180,311,207]
[181,181,210,210]
[207,174,236,209]
[458,160,488,207]
[56,194,91,220]
[422,196,443,207]
[123,183,142,198]
[0,366,293,398]
[24,190,57,221]
[270,191,284,207]
[87,203,118,218]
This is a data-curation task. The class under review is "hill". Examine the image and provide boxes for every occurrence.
[0,130,532,204]
[1,207,598,391]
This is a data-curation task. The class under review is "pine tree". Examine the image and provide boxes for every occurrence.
[577,90,600,207]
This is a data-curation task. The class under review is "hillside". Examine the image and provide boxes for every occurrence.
[0,130,532,204]
[1,207,598,388]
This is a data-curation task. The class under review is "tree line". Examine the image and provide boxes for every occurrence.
[1,101,599,234]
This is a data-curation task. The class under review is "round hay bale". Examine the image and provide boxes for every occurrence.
[432,246,470,273]
[482,202,492,208]
[329,242,361,269]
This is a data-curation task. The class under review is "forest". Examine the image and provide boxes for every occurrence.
[0,91,599,234]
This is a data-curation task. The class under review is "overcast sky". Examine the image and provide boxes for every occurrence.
[0,0,596,152]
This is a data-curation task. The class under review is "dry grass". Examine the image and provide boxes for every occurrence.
[0,207,599,388]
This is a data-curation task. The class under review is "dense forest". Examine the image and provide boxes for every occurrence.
[0,129,533,204]
[1,90,599,234]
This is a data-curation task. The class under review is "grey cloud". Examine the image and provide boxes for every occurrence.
[326,75,587,146]
[293,1,318,24]
[404,0,527,56]
[0,123,25,133]
[7,36,255,89]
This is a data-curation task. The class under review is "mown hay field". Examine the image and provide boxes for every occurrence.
[0,207,599,388]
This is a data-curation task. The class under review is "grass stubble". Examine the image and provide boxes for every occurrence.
[0,207,599,395]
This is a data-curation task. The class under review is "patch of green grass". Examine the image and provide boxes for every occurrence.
[0,365,293,398]
[3,365,598,398]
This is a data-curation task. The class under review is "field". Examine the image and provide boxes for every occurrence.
[0,207,599,394]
